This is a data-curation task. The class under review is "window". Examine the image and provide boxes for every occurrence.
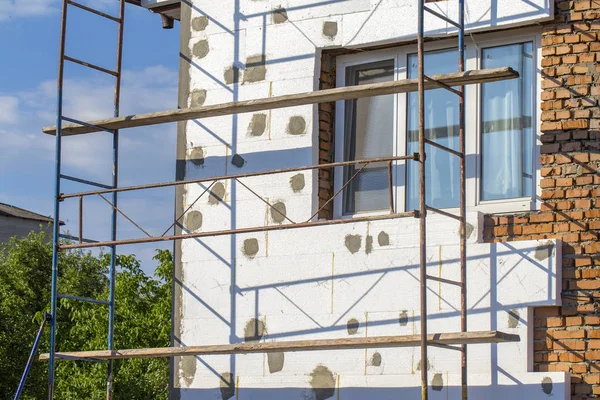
[481,43,534,201]
[334,32,539,217]
[406,49,460,211]
[342,61,395,215]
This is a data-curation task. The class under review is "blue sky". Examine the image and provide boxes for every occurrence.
[0,0,181,273]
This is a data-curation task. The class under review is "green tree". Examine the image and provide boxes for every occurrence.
[0,230,171,400]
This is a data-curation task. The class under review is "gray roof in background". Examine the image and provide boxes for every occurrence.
[0,203,56,224]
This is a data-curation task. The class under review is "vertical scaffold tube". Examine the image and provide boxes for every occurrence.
[106,2,125,399]
[458,0,467,399]
[417,0,428,399]
[48,1,69,399]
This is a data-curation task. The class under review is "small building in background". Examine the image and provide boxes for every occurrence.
[0,203,59,243]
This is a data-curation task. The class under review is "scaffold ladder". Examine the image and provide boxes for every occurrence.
[417,0,467,398]
[46,1,124,399]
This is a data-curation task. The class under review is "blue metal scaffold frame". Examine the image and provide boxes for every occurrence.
[46,1,124,399]
[13,1,522,399]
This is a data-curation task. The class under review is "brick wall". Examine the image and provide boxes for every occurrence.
[317,51,336,220]
[483,0,600,397]
[318,2,600,392]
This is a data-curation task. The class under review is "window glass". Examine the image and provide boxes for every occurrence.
[406,49,460,211]
[481,42,533,201]
[343,60,395,215]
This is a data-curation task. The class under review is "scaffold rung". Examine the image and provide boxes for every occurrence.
[61,116,116,133]
[424,6,462,28]
[60,174,114,189]
[57,294,110,306]
[63,55,119,77]
[58,234,99,244]
[426,275,462,287]
[67,1,121,23]
[425,205,463,222]
[424,138,464,158]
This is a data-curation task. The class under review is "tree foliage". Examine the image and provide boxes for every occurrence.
[0,230,171,399]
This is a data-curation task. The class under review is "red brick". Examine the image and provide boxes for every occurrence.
[567,188,591,198]
[575,0,591,10]
[556,178,574,186]
[530,213,556,223]
[547,317,565,327]
[563,119,589,129]
[588,330,600,338]
[587,350,600,360]
[550,329,586,339]
[535,306,561,317]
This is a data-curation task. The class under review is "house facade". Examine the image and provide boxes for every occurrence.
[0,203,55,244]
[153,0,600,398]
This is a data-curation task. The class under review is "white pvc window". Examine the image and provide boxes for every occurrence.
[342,60,395,215]
[481,42,534,201]
[334,30,541,218]
[406,49,460,211]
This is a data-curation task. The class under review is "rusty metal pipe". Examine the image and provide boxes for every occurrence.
[417,0,428,399]
[388,161,394,213]
[60,211,416,250]
[458,0,468,398]
[78,196,83,244]
[161,180,216,237]
[306,162,370,222]
[97,193,152,238]
[60,155,416,200]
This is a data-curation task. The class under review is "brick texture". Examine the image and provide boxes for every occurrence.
[486,0,600,396]
[321,2,599,392]
[317,51,336,220]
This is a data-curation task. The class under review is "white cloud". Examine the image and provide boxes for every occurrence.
[0,96,19,123]
[27,65,178,123]
[1,64,178,272]
[0,0,56,20]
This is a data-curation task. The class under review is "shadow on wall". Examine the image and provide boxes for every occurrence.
[172,225,562,397]
[176,381,563,400]
[176,242,557,340]
[175,0,558,397]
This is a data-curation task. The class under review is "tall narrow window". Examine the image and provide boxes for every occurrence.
[481,42,534,201]
[406,49,459,211]
[342,60,395,215]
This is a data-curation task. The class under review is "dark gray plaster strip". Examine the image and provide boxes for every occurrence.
[171,1,192,398]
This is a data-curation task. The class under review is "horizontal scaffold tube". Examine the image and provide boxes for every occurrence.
[40,330,519,361]
[59,211,417,250]
[43,67,518,136]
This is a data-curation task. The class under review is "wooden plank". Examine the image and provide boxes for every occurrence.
[43,67,518,136]
[39,330,519,361]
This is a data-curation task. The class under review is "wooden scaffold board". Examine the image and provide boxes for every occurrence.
[40,330,519,361]
[43,67,518,136]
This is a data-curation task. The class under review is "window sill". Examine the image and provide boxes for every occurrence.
[475,198,536,215]
[337,209,398,220]
[331,198,535,221]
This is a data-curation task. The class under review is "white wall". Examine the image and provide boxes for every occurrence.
[176,0,563,398]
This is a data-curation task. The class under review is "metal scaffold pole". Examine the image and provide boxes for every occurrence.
[106,1,125,398]
[44,1,126,398]
[418,0,467,398]
[458,2,468,399]
[417,0,427,399]
[47,1,69,398]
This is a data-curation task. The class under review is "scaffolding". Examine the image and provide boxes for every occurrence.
[14,1,524,399]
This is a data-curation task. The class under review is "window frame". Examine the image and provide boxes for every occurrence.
[333,27,542,219]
